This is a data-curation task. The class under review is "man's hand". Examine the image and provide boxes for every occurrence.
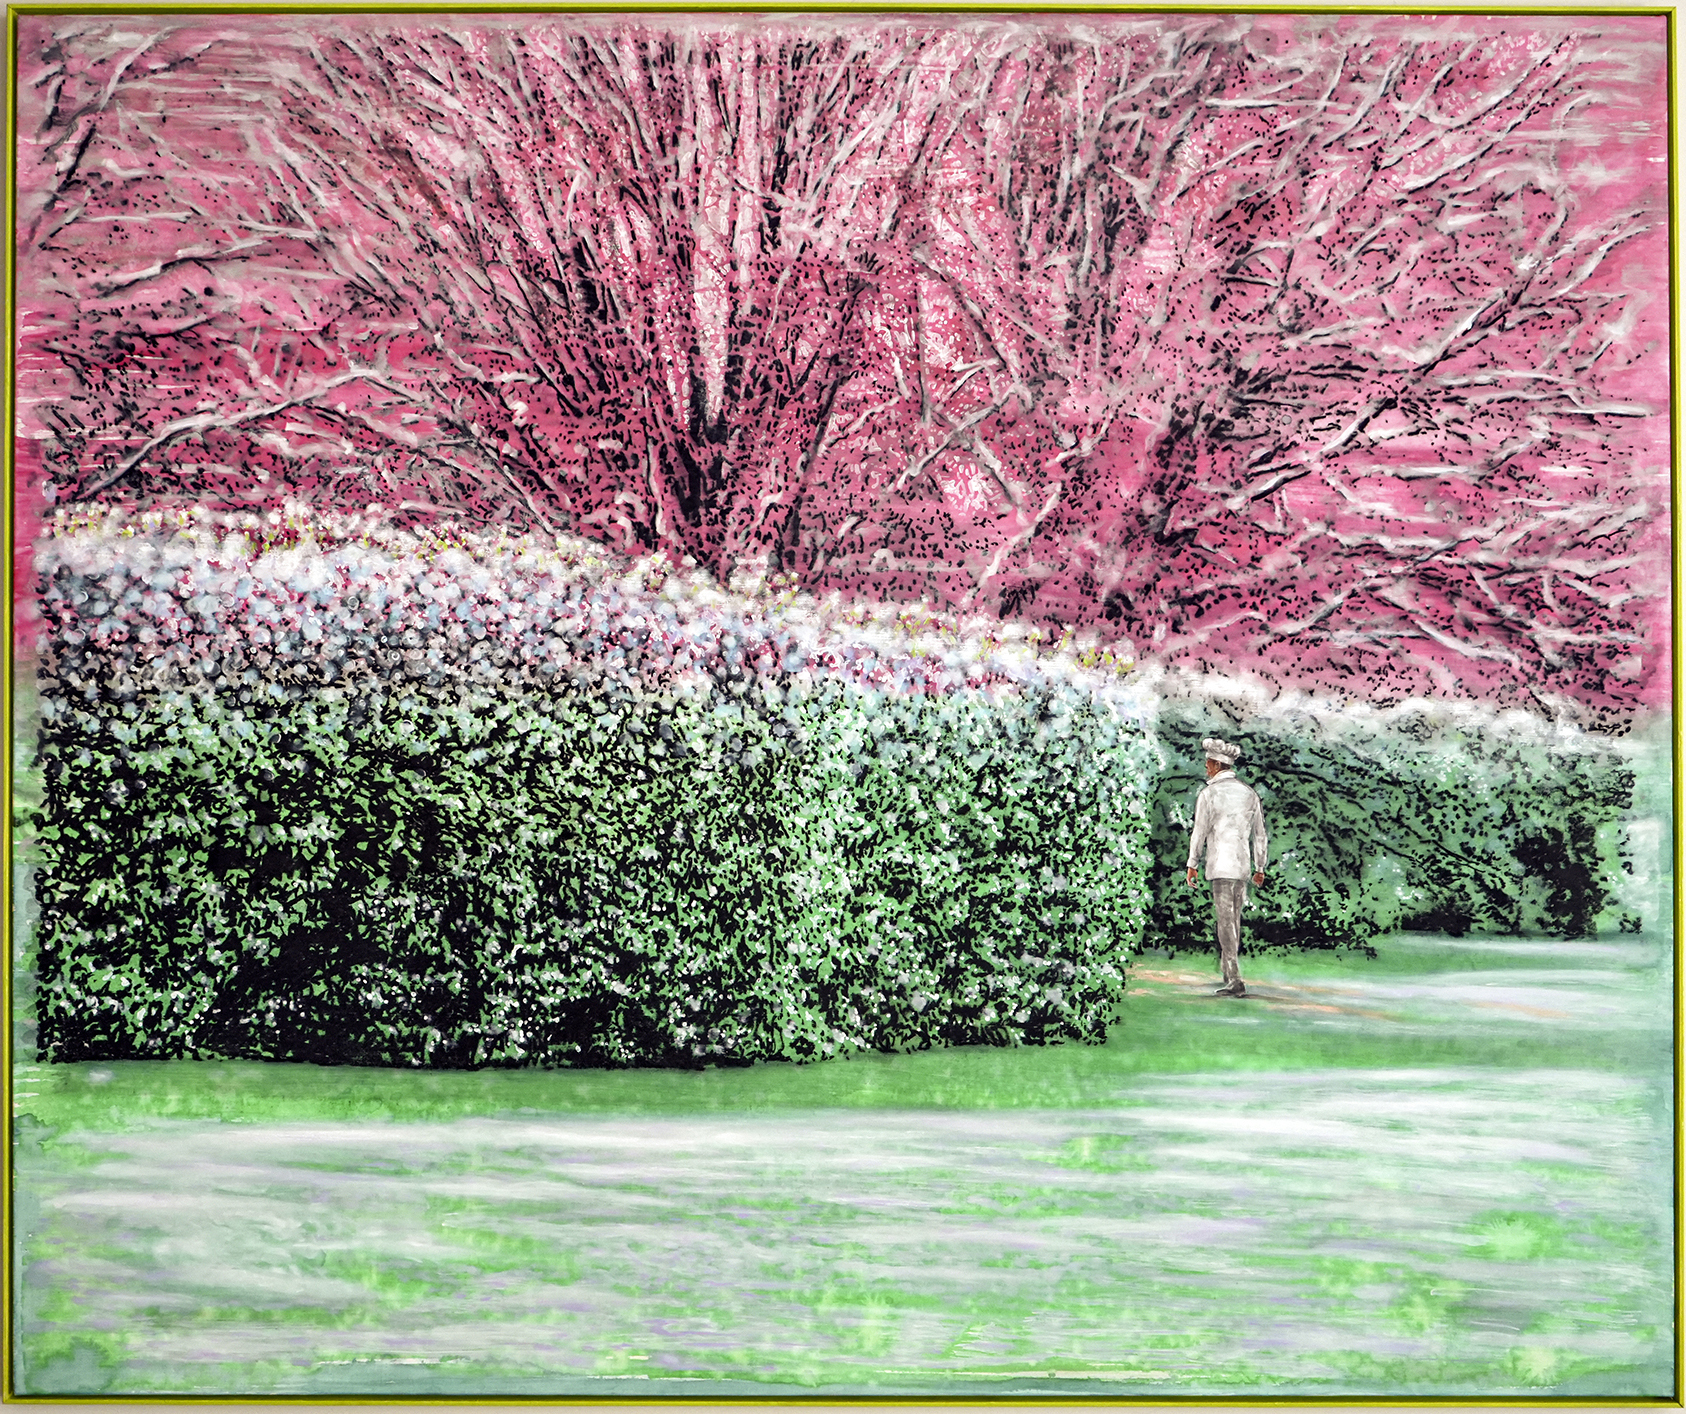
[1186,867,1197,887]
[1252,871,1265,886]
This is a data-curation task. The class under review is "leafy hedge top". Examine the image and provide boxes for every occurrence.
[1136,663,1640,761]
[39,507,1148,714]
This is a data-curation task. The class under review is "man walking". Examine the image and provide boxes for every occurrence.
[1184,737,1268,997]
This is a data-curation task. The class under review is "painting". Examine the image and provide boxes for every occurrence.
[6,5,1675,1400]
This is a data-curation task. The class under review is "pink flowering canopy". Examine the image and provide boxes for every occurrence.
[13,12,1669,714]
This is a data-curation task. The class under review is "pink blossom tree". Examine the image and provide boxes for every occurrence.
[14,14,1668,710]
[18,20,977,557]
[808,17,1668,711]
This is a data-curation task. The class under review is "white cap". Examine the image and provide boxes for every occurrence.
[1202,737,1240,765]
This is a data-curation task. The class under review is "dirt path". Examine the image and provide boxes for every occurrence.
[1131,936,1670,1033]
[1129,966,1404,1021]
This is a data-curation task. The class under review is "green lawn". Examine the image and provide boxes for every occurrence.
[11,933,1675,1397]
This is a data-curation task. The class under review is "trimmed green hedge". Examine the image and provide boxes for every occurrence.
[1147,696,1638,957]
[35,674,1153,1067]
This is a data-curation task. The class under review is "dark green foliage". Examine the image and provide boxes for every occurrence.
[1148,697,1637,956]
[34,674,1152,1067]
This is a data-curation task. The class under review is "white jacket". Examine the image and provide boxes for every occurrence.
[1186,770,1268,880]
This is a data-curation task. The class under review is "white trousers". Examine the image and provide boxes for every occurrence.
[1211,878,1247,986]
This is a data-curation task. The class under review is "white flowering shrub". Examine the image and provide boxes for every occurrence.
[33,511,1154,1066]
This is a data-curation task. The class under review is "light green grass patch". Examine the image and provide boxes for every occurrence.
[12,934,1673,1398]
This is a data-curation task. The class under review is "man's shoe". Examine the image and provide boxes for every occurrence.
[1214,983,1246,997]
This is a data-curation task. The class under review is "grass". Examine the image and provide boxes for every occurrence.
[12,937,1665,1130]
[10,931,1674,1399]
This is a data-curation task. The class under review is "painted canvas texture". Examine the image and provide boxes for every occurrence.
[6,8,1674,1399]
